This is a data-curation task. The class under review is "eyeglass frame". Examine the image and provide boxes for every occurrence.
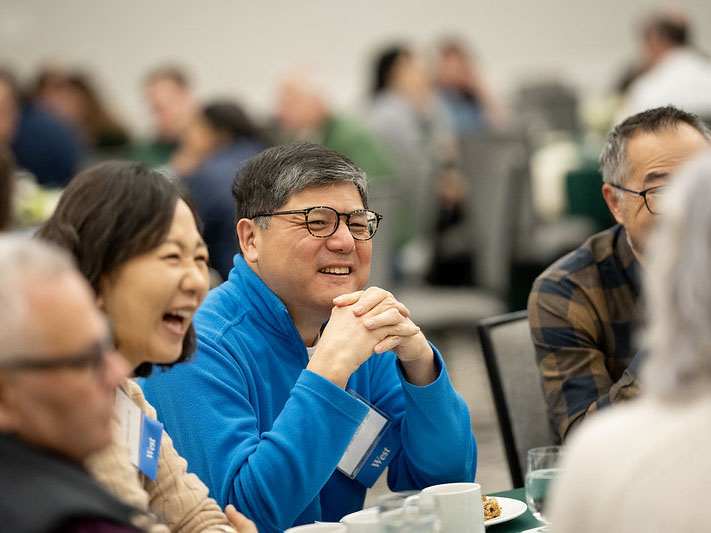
[251,206,383,241]
[0,332,114,373]
[605,182,667,215]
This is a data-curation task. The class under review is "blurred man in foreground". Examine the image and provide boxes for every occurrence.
[529,106,711,440]
[0,236,140,531]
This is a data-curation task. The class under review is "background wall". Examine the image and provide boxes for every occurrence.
[1,0,709,134]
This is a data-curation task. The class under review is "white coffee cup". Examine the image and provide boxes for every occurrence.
[421,482,485,533]
[341,507,379,533]
[285,523,346,533]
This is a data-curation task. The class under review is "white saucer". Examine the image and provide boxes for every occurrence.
[484,496,528,527]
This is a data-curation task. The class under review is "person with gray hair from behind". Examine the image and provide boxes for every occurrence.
[143,142,476,533]
[547,152,711,533]
[528,105,711,441]
[0,236,143,532]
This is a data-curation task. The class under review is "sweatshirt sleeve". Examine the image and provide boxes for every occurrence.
[370,345,477,490]
[143,335,370,533]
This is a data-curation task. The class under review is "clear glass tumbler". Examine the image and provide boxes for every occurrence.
[525,445,564,529]
[378,491,439,533]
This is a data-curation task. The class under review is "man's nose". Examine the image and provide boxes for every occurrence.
[326,217,356,252]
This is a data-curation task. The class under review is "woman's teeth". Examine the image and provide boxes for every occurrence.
[163,309,191,335]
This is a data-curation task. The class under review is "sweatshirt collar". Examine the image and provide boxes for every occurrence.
[228,254,301,339]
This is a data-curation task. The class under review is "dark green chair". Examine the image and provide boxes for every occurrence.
[565,168,614,232]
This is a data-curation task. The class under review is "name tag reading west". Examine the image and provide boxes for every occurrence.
[337,391,401,488]
[115,388,163,481]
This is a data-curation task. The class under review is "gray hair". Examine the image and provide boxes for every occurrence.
[232,142,369,248]
[642,152,711,400]
[0,235,76,359]
[599,106,711,188]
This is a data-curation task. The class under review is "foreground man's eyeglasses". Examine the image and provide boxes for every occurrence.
[0,333,114,373]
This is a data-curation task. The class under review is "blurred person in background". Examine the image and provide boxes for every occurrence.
[36,161,257,533]
[424,163,474,286]
[0,236,143,532]
[0,67,81,187]
[366,45,458,280]
[425,38,508,287]
[132,65,198,167]
[529,106,711,441]
[0,69,19,148]
[615,7,711,124]
[33,67,131,152]
[275,69,392,187]
[434,38,505,134]
[548,152,711,533]
[173,100,268,280]
[0,146,14,231]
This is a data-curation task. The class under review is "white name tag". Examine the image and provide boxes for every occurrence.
[116,388,143,467]
[115,387,163,481]
[338,405,388,476]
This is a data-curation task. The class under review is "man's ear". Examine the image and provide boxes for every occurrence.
[602,184,625,225]
[236,219,259,264]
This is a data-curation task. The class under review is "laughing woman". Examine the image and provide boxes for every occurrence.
[36,161,256,533]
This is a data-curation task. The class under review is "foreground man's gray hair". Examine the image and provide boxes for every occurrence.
[643,151,711,399]
[0,235,75,358]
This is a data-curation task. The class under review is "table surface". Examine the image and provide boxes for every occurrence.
[487,487,542,532]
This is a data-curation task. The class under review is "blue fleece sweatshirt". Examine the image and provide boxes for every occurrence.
[142,255,476,533]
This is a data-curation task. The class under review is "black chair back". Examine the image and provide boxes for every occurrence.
[478,310,558,487]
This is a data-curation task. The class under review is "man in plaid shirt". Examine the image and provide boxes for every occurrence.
[528,106,711,440]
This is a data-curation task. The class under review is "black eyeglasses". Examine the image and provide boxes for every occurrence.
[252,206,383,241]
[605,182,667,215]
[0,333,114,374]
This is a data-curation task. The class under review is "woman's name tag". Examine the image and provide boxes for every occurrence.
[115,388,163,481]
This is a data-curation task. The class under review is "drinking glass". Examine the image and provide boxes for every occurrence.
[378,491,439,533]
[525,446,563,528]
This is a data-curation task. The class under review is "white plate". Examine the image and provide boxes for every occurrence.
[484,496,528,527]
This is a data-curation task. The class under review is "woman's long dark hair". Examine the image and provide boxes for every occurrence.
[36,160,203,377]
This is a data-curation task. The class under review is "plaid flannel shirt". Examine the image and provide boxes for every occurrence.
[528,224,643,440]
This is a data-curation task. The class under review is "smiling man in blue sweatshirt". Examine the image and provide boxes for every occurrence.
[142,142,476,533]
